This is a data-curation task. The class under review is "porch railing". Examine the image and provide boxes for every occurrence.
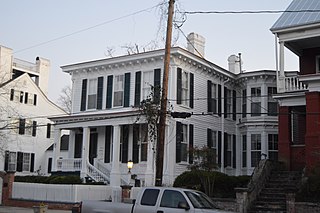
[57,158,82,171]
[86,161,110,184]
[284,76,308,92]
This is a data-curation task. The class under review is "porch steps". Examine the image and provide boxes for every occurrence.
[248,170,301,213]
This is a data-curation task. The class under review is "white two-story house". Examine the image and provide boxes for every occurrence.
[0,45,66,175]
[50,33,279,186]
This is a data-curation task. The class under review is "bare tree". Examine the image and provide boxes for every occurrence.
[57,85,72,114]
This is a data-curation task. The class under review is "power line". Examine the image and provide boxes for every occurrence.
[13,2,166,54]
[180,9,320,15]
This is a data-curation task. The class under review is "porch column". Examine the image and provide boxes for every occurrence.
[68,130,76,158]
[110,125,121,186]
[278,41,285,93]
[278,106,291,169]
[52,127,61,171]
[81,127,90,178]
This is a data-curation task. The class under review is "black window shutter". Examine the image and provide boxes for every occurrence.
[124,73,131,107]
[176,121,182,163]
[33,94,37,106]
[207,129,212,148]
[133,125,139,163]
[134,71,141,106]
[189,124,194,164]
[233,90,237,121]
[32,121,37,137]
[17,152,23,172]
[121,125,129,163]
[104,126,111,163]
[189,73,194,108]
[20,91,24,103]
[177,68,182,104]
[218,85,222,116]
[224,87,228,118]
[80,79,87,111]
[218,131,222,166]
[4,151,9,171]
[233,135,236,168]
[46,123,51,138]
[30,153,35,172]
[24,92,28,104]
[97,77,104,109]
[207,80,212,112]
[19,118,25,135]
[154,69,161,104]
[224,133,228,167]
[10,89,14,101]
[106,75,113,109]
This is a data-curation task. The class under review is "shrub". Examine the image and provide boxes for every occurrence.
[296,167,320,202]
[173,171,250,198]
[15,175,82,184]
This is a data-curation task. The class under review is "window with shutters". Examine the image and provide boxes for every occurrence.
[226,134,232,167]
[22,153,31,171]
[242,89,247,118]
[268,134,278,161]
[210,83,217,113]
[242,135,247,167]
[87,78,98,109]
[8,152,17,171]
[208,129,217,164]
[25,119,33,136]
[181,124,188,162]
[226,89,232,118]
[140,124,148,162]
[268,87,278,116]
[114,75,124,107]
[181,70,189,106]
[251,87,261,116]
[142,71,153,100]
[251,134,261,167]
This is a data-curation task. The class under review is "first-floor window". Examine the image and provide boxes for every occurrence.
[242,135,247,168]
[251,134,261,167]
[23,153,31,171]
[140,124,148,162]
[226,134,232,167]
[8,152,17,171]
[268,134,278,161]
[181,124,188,162]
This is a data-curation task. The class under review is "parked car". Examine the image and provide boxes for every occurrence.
[80,187,235,213]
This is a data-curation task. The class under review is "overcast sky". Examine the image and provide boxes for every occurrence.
[1,0,297,102]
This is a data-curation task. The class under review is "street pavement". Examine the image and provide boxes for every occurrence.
[0,206,71,213]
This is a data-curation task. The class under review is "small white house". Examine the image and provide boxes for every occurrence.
[0,45,66,175]
[50,33,279,186]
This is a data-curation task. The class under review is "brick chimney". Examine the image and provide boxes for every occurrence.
[187,33,205,57]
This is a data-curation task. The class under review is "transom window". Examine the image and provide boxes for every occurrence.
[114,75,124,107]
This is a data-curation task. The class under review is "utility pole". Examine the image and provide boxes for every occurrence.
[155,0,175,186]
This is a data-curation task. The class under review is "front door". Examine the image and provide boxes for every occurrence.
[89,133,98,164]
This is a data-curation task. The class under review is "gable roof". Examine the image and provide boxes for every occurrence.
[271,0,320,31]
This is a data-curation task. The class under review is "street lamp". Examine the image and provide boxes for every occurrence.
[127,160,133,174]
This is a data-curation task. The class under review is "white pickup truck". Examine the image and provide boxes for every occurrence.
[80,187,235,213]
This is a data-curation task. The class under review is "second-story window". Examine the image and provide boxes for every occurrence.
[114,75,124,107]
[226,89,232,118]
[87,79,97,109]
[142,71,153,100]
[242,89,247,118]
[177,68,194,108]
[208,81,217,113]
[268,87,278,116]
[181,70,189,106]
[251,87,261,116]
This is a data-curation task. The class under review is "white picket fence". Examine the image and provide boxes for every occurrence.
[12,182,116,203]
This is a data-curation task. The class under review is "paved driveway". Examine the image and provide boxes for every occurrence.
[0,206,71,213]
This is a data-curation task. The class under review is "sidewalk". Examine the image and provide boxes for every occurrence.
[0,206,71,213]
